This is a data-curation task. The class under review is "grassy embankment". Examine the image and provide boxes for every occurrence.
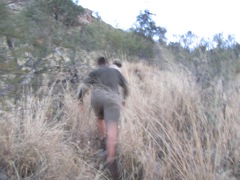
[0,58,239,179]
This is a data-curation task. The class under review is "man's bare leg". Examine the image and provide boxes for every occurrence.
[105,121,119,177]
[106,121,118,163]
[97,119,106,139]
[97,119,106,150]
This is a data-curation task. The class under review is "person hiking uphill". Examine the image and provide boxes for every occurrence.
[77,56,129,175]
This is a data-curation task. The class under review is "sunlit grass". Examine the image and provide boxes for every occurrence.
[0,60,239,179]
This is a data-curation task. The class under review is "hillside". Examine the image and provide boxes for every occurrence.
[0,0,240,179]
[1,0,240,96]
[1,60,240,179]
[0,0,160,100]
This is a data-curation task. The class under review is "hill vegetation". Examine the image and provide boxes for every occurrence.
[0,0,240,179]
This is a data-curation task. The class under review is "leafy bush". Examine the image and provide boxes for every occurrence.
[45,0,84,27]
[78,21,155,58]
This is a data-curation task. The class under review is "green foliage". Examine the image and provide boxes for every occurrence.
[130,9,167,43]
[78,21,108,51]
[124,32,155,58]
[0,3,22,38]
[212,33,237,50]
[1,1,156,63]
[178,31,197,50]
[76,20,155,58]
[45,0,84,27]
[11,5,51,59]
[0,3,9,36]
[2,0,240,95]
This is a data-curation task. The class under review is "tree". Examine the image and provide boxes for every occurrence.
[130,10,167,43]
[198,38,210,51]
[179,31,197,50]
[45,0,84,27]
[225,34,236,48]
[212,33,237,50]
[213,33,225,49]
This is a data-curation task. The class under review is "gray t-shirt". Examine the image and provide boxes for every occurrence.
[77,65,129,102]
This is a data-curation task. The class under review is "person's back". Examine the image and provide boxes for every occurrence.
[84,66,128,96]
[77,56,128,102]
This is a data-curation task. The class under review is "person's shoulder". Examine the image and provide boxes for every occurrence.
[96,66,109,73]
[110,64,121,73]
[92,66,112,76]
[109,67,122,75]
[96,66,120,75]
[87,68,101,78]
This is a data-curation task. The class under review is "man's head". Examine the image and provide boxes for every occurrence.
[113,59,122,68]
[97,56,108,66]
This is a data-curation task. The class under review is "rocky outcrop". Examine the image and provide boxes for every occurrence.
[78,9,93,25]
[4,0,30,13]
[0,35,94,99]
[0,1,97,99]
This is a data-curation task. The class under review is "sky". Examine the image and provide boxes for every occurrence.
[78,0,240,43]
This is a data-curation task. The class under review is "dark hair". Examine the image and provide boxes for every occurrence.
[113,59,122,68]
[97,56,108,65]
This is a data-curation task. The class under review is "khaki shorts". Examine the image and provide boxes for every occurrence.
[91,90,121,122]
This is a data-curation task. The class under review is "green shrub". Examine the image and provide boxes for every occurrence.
[78,21,155,58]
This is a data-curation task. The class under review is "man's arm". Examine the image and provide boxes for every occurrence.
[77,83,89,103]
[119,74,129,103]
[77,72,95,103]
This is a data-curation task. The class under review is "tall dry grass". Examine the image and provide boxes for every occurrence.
[118,61,240,179]
[0,60,240,179]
